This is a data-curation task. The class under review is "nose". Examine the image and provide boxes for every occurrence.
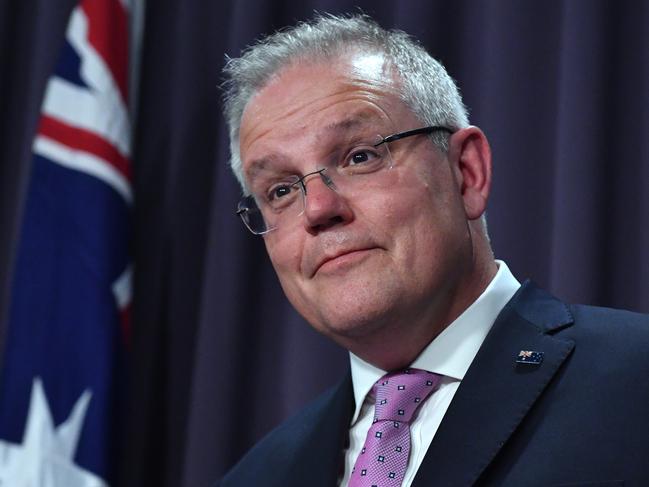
[301,170,353,233]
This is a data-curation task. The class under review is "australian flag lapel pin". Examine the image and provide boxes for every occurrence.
[516,350,544,365]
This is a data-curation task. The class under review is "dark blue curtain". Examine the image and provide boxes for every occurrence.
[1,1,647,486]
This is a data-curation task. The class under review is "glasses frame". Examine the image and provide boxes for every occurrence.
[237,125,455,235]
[375,125,453,146]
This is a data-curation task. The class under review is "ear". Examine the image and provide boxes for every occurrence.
[447,126,492,221]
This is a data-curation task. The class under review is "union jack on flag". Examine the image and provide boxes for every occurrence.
[0,0,132,485]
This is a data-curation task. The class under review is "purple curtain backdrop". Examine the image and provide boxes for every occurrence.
[1,1,647,486]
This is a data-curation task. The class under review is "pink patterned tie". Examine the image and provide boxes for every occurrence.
[349,369,442,487]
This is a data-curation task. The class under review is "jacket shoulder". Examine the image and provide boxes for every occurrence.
[569,302,649,328]
[565,303,649,364]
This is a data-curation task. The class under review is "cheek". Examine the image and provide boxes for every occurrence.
[265,233,302,285]
[388,174,465,269]
[264,232,316,313]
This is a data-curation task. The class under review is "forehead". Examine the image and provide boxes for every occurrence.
[239,53,418,176]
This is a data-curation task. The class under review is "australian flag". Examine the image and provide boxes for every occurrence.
[0,0,131,485]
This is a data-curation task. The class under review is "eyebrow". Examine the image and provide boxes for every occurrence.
[245,110,387,180]
[322,112,377,136]
[246,155,280,184]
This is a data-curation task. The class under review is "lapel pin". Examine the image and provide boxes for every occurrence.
[516,350,544,365]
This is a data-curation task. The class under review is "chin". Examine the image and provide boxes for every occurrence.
[285,266,415,342]
[309,293,401,342]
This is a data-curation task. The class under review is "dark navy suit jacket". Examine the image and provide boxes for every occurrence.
[220,282,649,486]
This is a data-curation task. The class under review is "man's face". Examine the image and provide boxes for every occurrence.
[239,53,476,356]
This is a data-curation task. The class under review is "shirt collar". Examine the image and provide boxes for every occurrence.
[348,260,521,425]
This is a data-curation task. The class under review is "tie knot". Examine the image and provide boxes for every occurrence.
[372,369,441,423]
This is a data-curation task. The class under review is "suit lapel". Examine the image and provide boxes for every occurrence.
[413,282,575,486]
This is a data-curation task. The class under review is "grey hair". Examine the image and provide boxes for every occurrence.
[222,13,470,193]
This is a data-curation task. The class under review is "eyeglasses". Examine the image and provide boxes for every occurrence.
[236,125,454,235]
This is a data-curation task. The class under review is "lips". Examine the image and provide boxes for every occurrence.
[303,233,382,277]
[308,245,379,277]
[320,248,365,271]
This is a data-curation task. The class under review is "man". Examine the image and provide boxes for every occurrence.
[219,13,649,486]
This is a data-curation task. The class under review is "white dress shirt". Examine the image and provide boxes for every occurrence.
[339,260,520,486]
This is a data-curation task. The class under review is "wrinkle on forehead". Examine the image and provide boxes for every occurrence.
[242,81,396,143]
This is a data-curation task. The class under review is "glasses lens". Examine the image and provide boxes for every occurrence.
[237,195,269,235]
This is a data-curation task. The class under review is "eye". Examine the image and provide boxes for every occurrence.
[268,184,295,200]
[347,147,381,166]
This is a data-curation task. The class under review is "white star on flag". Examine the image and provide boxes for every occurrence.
[0,377,107,486]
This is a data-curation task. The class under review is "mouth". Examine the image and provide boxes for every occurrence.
[313,247,378,277]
